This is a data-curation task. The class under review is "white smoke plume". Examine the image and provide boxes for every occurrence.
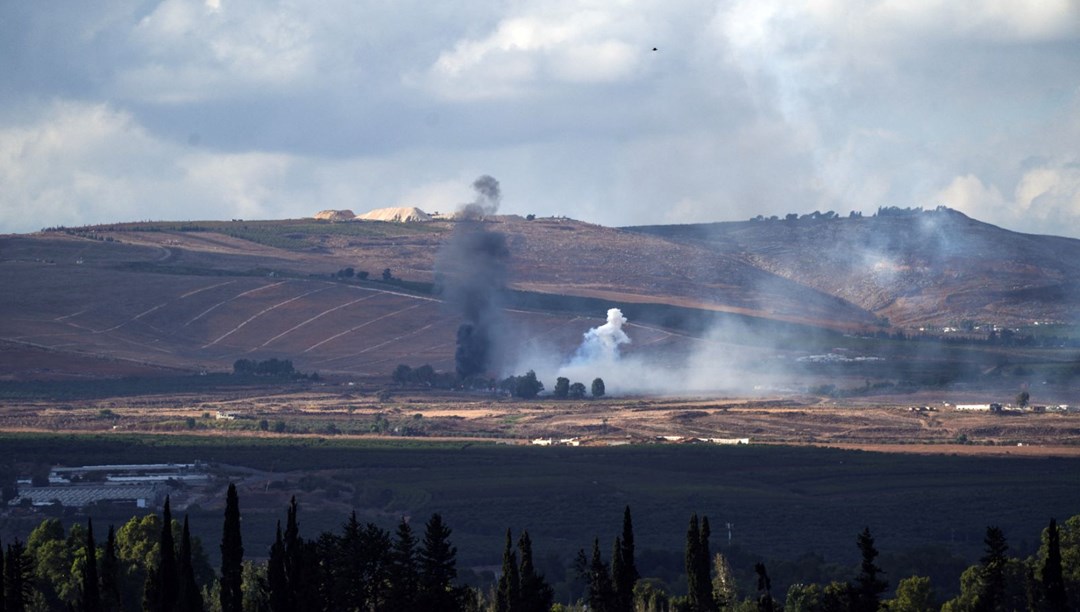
[502,306,801,397]
[569,308,630,364]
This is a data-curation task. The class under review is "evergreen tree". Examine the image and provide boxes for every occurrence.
[153,497,179,612]
[495,530,520,612]
[220,483,243,612]
[853,527,887,612]
[610,537,629,612]
[4,540,34,612]
[177,516,203,612]
[976,526,1009,612]
[697,517,715,612]
[516,531,552,612]
[266,524,289,612]
[685,515,701,611]
[586,538,615,612]
[81,518,102,612]
[386,518,419,612]
[418,513,459,612]
[685,514,715,612]
[100,526,122,612]
[283,497,302,609]
[1043,518,1068,612]
[754,562,775,612]
[621,506,638,584]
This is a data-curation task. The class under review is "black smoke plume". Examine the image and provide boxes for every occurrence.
[458,174,501,220]
[436,177,510,379]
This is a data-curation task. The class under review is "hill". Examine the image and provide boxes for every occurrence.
[1,210,1077,382]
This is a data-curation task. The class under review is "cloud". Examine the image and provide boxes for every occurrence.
[421,5,651,100]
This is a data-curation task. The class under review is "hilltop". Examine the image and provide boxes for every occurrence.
[1,209,1077,382]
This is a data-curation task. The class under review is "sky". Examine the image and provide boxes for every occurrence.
[1,0,1079,237]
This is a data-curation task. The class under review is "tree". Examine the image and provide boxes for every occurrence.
[885,575,936,612]
[853,527,887,612]
[4,540,34,612]
[393,364,413,386]
[712,553,737,609]
[513,371,544,399]
[592,378,606,398]
[81,519,102,612]
[220,483,244,612]
[620,506,638,589]
[154,497,179,612]
[495,530,520,612]
[382,268,393,281]
[386,518,419,612]
[517,531,552,612]
[586,538,615,612]
[1016,391,1030,408]
[1,536,5,612]
[418,513,459,612]
[266,523,289,612]
[754,562,775,612]
[568,382,587,399]
[977,526,1009,612]
[553,377,570,399]
[177,516,203,612]
[100,526,122,612]
[1042,518,1068,612]
[685,514,715,612]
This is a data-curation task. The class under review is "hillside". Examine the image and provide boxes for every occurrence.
[629,208,1080,330]
[1,210,1077,381]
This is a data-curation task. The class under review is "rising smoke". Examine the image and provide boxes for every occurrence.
[436,176,510,379]
[458,175,502,220]
[502,306,810,397]
[568,308,630,365]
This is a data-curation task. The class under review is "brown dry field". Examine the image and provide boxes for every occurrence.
[3,384,1079,457]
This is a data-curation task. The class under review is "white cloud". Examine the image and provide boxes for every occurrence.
[422,6,651,100]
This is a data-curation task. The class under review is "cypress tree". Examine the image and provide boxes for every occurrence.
[81,518,102,612]
[267,523,289,612]
[151,497,178,612]
[220,483,243,612]
[495,529,520,612]
[610,536,632,612]
[100,526,122,612]
[283,496,302,609]
[621,506,638,584]
[686,514,701,611]
[177,516,203,612]
[697,517,716,612]
[517,531,552,612]
[853,527,887,612]
[5,540,33,612]
[1043,518,1068,612]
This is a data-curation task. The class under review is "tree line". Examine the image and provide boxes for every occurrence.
[2,486,1077,611]
[391,364,606,400]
